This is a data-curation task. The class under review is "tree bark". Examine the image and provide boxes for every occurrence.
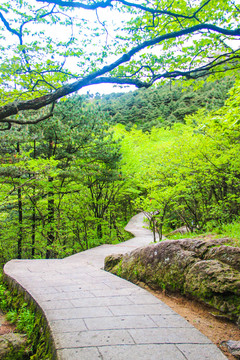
[32,140,36,257]
[17,143,23,259]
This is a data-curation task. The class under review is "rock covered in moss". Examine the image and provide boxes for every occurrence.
[104,238,240,325]
[0,333,26,359]
[104,254,123,272]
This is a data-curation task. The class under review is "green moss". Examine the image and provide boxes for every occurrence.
[116,259,123,276]
[112,256,186,294]
[206,293,240,321]
[1,278,55,360]
[106,249,240,326]
[29,310,55,360]
[1,344,29,360]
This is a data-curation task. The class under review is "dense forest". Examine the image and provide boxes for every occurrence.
[98,77,235,131]
[0,75,240,268]
[0,0,239,263]
[113,78,240,240]
[0,98,131,266]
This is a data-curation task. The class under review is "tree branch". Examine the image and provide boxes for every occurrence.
[0,23,239,121]
[0,102,55,126]
[36,0,113,10]
[0,12,21,39]
[37,0,212,20]
[0,122,11,131]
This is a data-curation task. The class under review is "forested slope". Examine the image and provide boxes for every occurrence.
[111,78,240,245]
[98,77,235,131]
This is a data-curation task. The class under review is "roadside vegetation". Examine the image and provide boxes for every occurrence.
[0,276,53,359]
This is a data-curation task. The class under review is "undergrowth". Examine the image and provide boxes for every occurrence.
[0,274,54,359]
[6,305,35,337]
[166,231,202,240]
[165,221,240,248]
[214,221,240,247]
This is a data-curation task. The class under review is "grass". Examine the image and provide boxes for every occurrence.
[167,231,202,240]
[6,305,35,337]
[0,277,35,338]
[164,220,240,248]
[215,220,240,247]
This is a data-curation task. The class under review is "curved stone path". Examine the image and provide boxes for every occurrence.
[4,213,227,360]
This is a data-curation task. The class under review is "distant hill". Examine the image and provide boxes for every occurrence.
[95,77,235,131]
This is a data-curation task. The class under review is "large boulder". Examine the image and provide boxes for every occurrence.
[104,238,240,325]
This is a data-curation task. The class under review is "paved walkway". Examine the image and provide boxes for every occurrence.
[4,213,227,359]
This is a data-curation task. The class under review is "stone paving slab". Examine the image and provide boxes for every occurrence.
[98,344,190,360]
[3,212,227,359]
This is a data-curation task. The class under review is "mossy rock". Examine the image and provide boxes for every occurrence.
[0,333,27,360]
[105,238,240,325]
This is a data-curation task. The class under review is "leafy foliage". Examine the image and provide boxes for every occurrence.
[0,0,239,126]
[0,0,239,270]
[113,78,240,240]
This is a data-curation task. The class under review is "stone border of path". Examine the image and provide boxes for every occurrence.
[3,213,228,360]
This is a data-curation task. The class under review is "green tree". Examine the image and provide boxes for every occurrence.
[0,97,126,262]
[0,0,239,128]
[99,77,235,131]
[116,78,240,236]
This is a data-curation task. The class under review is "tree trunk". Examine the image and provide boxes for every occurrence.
[83,220,88,249]
[46,139,55,259]
[97,222,102,239]
[46,176,54,259]
[32,195,36,257]
[17,143,23,259]
[17,187,23,259]
[32,140,36,258]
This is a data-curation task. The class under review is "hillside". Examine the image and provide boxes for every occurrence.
[96,78,235,131]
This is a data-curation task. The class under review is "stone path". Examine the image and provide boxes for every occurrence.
[4,213,227,359]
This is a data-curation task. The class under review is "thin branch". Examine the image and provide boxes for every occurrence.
[150,54,240,83]
[192,0,211,19]
[42,0,213,20]
[32,79,57,92]
[36,0,113,10]
[0,12,21,38]
[26,68,79,79]
[96,9,109,47]
[2,102,55,126]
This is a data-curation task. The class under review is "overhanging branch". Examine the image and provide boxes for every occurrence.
[0,23,239,122]
[37,0,212,20]
[0,122,11,131]
[36,0,113,10]
[0,102,55,127]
